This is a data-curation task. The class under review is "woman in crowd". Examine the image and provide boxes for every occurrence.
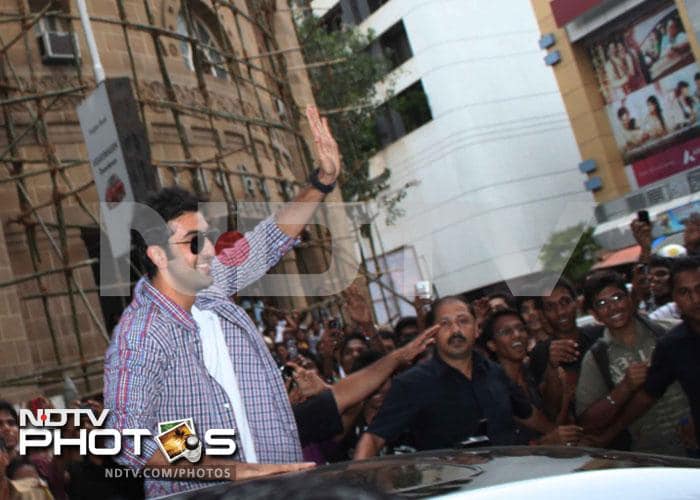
[516,295,552,351]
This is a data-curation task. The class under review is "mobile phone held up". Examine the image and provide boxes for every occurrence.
[638,210,650,224]
[415,281,432,300]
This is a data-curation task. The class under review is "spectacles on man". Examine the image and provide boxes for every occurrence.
[171,229,221,255]
[593,292,627,310]
[494,324,527,338]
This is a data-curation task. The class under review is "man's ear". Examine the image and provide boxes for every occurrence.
[486,340,496,354]
[146,245,169,272]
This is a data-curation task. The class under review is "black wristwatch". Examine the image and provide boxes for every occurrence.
[308,168,336,194]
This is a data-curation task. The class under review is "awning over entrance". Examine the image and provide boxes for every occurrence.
[591,245,640,270]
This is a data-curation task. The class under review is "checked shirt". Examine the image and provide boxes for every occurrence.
[103,216,302,498]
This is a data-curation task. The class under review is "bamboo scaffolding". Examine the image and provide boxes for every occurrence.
[0,0,401,398]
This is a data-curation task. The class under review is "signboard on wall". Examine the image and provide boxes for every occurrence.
[77,78,155,257]
[586,2,700,184]
[632,134,700,186]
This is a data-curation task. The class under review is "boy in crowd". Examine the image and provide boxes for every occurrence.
[577,271,690,455]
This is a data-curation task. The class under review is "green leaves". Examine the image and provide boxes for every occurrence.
[297,16,406,223]
[539,224,600,284]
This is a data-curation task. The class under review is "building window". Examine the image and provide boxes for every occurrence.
[365,0,389,15]
[321,3,343,33]
[176,11,228,79]
[342,0,389,25]
[376,80,432,147]
[365,245,423,325]
[369,20,412,72]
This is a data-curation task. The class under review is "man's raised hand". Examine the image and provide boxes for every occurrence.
[393,324,438,366]
[306,105,341,183]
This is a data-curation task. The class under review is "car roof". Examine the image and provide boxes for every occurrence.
[168,446,700,499]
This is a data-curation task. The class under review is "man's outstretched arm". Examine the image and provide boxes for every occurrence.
[331,325,437,413]
[354,432,386,460]
[211,106,341,295]
[275,106,341,238]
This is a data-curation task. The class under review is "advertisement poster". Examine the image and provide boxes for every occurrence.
[632,134,700,186]
[588,4,700,168]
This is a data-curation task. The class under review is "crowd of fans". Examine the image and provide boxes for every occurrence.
[3,213,700,498]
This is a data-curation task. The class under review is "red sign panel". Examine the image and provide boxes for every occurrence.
[550,0,605,27]
[632,136,700,186]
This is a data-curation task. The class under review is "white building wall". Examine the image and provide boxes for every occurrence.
[312,0,595,298]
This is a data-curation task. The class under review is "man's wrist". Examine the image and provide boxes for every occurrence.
[318,171,336,185]
[309,168,336,194]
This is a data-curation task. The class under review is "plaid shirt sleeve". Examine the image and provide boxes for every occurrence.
[211,215,297,297]
[104,312,165,470]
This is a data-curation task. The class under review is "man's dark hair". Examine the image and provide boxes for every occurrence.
[534,277,576,309]
[670,256,700,292]
[0,400,18,424]
[134,187,202,279]
[377,328,395,339]
[6,457,36,480]
[300,351,321,372]
[393,316,417,337]
[515,295,539,312]
[350,350,384,374]
[514,283,542,312]
[649,254,672,270]
[488,292,515,309]
[480,308,524,345]
[338,333,368,356]
[583,270,628,311]
[426,296,474,327]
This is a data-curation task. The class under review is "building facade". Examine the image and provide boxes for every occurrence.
[0,0,336,402]
[532,0,700,251]
[313,0,593,322]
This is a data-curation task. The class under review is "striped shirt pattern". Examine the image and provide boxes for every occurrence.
[104,216,302,498]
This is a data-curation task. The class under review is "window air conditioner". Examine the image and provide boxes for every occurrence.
[37,29,80,63]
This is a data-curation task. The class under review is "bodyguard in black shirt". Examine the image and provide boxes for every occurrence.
[354,296,558,458]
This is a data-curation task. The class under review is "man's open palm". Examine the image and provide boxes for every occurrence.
[307,105,341,182]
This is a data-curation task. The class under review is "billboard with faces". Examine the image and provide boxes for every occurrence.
[587,3,700,167]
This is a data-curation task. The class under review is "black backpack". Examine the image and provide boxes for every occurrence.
[588,315,666,450]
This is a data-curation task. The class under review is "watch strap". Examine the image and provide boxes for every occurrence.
[309,168,336,194]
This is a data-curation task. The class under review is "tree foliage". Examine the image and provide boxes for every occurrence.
[539,224,600,285]
[296,15,406,223]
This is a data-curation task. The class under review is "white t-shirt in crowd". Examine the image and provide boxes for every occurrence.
[191,305,258,463]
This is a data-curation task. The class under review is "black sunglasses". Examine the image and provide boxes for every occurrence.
[171,228,221,255]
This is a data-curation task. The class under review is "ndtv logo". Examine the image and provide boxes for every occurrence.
[18,409,236,462]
